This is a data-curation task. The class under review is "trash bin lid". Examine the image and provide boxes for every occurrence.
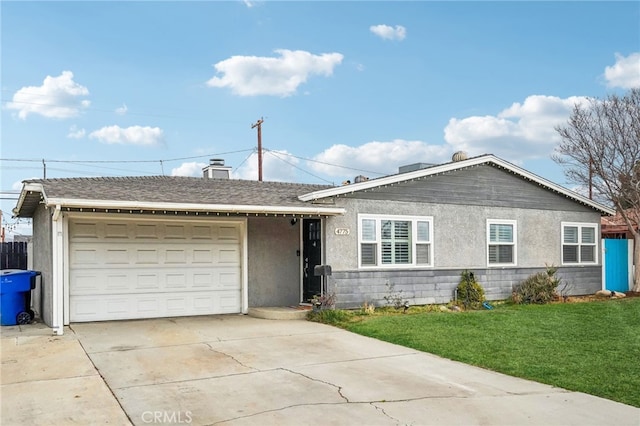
[1,269,29,276]
[1,269,39,278]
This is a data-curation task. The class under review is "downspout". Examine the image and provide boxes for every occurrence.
[51,205,64,335]
[322,216,328,296]
[241,218,249,314]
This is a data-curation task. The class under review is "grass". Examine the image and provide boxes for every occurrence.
[308,298,640,407]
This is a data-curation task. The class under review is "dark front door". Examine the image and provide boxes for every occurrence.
[302,219,322,301]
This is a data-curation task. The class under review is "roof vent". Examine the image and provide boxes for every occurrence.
[399,163,435,174]
[452,151,468,162]
[203,158,231,179]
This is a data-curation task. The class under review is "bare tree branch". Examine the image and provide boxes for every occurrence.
[553,88,640,292]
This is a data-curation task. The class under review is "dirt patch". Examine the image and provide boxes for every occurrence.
[559,291,640,303]
[561,295,600,303]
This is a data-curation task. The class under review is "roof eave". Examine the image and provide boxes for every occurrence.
[13,182,45,218]
[43,198,346,216]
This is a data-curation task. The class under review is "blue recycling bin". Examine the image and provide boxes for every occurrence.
[0,270,39,326]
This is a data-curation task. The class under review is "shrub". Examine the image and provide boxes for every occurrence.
[456,270,485,310]
[512,266,561,304]
[383,281,409,310]
[307,309,351,325]
[311,291,336,310]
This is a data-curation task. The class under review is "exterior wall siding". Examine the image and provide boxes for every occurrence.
[32,205,53,326]
[247,216,301,307]
[324,199,601,271]
[329,266,602,308]
[340,165,592,212]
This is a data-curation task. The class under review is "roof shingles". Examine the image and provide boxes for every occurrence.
[23,176,334,210]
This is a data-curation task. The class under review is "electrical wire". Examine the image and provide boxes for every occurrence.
[263,149,334,184]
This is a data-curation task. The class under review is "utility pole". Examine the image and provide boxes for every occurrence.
[251,118,264,181]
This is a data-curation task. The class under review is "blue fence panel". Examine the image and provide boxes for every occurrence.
[604,239,629,292]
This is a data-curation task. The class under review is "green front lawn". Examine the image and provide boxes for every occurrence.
[311,298,640,407]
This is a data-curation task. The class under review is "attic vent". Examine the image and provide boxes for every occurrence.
[452,151,468,162]
[399,163,435,174]
[202,158,231,179]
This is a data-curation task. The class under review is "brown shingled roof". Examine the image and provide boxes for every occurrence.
[15,176,336,217]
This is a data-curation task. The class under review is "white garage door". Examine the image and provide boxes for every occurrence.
[69,217,242,322]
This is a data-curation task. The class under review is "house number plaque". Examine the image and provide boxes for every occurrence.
[334,228,350,235]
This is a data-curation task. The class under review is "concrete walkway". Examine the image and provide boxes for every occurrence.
[2,315,639,425]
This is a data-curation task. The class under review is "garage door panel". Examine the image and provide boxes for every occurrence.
[69,217,243,322]
[70,290,241,322]
[70,221,238,241]
[71,245,239,267]
[71,267,240,295]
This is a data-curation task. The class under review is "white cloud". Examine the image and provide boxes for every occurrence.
[171,162,207,177]
[6,71,90,119]
[370,24,407,41]
[12,180,30,191]
[444,95,588,161]
[115,103,128,115]
[89,125,165,146]
[67,125,86,139]
[604,52,640,89]
[206,49,344,97]
[311,140,451,178]
[234,150,299,181]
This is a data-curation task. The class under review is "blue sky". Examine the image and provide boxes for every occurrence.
[1,1,639,239]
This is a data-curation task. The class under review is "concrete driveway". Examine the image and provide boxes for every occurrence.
[2,315,639,426]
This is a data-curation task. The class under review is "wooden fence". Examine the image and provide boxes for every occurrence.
[1,242,28,270]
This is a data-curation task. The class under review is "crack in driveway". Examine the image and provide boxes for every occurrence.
[205,343,259,372]
[280,367,350,403]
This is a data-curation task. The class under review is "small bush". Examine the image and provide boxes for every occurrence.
[311,291,336,310]
[383,281,409,309]
[360,301,375,315]
[456,270,485,310]
[512,266,560,304]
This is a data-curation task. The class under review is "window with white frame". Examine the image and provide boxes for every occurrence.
[359,215,433,268]
[562,222,597,264]
[487,220,517,266]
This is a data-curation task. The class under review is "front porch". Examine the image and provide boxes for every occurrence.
[247,305,311,320]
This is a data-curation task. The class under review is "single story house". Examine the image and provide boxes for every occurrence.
[13,154,614,334]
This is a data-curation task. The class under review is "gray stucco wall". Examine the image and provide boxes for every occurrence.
[324,199,601,271]
[31,205,53,326]
[247,216,301,307]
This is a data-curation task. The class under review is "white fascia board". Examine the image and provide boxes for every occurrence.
[44,198,345,216]
[12,182,45,216]
[298,154,615,216]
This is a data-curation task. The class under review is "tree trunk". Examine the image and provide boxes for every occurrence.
[633,232,640,293]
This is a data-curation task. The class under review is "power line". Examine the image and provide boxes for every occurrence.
[263,148,387,177]
[263,149,334,184]
[0,149,255,165]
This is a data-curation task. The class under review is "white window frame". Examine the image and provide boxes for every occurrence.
[561,222,598,265]
[358,214,434,269]
[486,219,517,267]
